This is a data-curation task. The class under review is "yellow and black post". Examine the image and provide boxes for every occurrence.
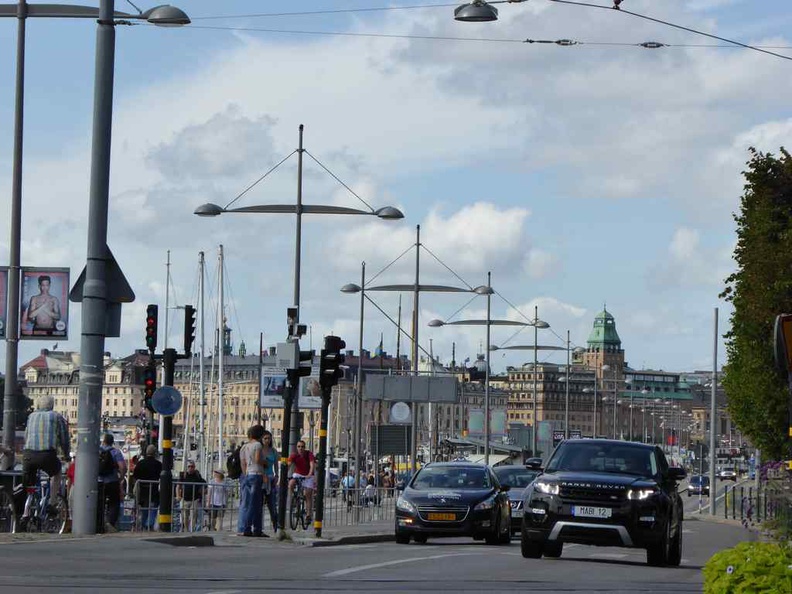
[158,347,177,532]
[314,385,332,537]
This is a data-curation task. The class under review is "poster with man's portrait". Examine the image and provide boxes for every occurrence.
[0,267,7,339]
[20,268,69,340]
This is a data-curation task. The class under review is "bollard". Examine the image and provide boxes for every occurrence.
[724,485,728,519]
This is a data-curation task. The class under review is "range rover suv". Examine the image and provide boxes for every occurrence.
[520,439,685,566]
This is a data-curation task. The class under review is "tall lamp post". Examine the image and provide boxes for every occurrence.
[195,132,403,537]
[0,1,188,478]
[340,225,483,475]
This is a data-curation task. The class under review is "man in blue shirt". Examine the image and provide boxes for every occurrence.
[97,433,126,532]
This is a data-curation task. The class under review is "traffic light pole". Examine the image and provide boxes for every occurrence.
[158,347,177,532]
[276,369,296,540]
[314,385,331,538]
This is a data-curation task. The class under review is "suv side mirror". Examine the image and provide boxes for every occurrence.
[668,467,686,482]
[525,458,543,471]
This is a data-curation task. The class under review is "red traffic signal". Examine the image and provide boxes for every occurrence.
[143,361,157,412]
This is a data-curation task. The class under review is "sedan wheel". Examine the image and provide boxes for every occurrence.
[395,533,411,545]
[413,534,428,544]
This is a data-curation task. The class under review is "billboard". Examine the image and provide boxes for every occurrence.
[259,366,322,410]
[467,407,508,438]
[20,268,69,340]
[0,267,7,338]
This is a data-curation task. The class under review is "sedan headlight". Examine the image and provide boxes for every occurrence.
[474,496,496,511]
[534,481,560,495]
[627,488,658,500]
[396,496,417,514]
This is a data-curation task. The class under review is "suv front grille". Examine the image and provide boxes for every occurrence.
[559,486,626,503]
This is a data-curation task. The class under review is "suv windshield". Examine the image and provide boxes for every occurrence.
[493,467,540,488]
[545,442,656,477]
[411,466,491,490]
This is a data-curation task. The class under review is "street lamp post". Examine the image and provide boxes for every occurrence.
[0,1,188,479]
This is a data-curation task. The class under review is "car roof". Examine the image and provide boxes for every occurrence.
[423,462,489,469]
[559,438,656,451]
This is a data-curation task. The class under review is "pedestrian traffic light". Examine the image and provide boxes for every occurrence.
[183,305,196,356]
[143,360,157,412]
[298,349,314,378]
[319,335,346,389]
[145,304,158,352]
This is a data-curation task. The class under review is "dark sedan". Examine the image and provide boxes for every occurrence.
[493,465,540,533]
[395,462,511,545]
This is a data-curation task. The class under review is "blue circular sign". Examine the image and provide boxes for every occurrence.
[151,385,183,416]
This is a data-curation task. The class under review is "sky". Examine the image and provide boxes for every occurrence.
[0,0,790,375]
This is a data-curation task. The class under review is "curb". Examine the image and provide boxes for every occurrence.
[308,533,395,547]
[144,535,214,547]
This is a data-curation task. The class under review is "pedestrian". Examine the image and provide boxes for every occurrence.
[260,430,279,532]
[177,461,206,532]
[21,394,70,511]
[363,475,379,507]
[288,440,317,524]
[237,424,267,537]
[97,433,126,532]
[206,470,228,531]
[131,445,162,531]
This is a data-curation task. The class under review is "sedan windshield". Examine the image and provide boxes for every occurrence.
[546,443,656,477]
[493,467,539,488]
[411,466,491,490]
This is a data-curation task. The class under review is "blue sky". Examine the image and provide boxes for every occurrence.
[0,0,790,374]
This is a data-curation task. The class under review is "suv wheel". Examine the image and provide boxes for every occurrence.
[543,541,563,558]
[646,521,670,566]
[520,532,543,559]
[395,533,411,545]
[413,534,428,544]
[667,522,682,567]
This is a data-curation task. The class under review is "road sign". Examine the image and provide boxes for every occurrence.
[151,385,183,416]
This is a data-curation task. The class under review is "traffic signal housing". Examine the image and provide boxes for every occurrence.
[143,359,157,412]
[145,304,158,352]
[298,349,314,378]
[184,305,196,356]
[319,335,346,389]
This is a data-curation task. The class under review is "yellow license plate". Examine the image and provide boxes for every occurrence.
[427,513,456,521]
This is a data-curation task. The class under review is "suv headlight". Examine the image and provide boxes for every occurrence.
[627,488,658,500]
[474,496,496,511]
[534,481,560,495]
[396,497,417,514]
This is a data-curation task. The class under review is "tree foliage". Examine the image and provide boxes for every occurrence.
[721,147,792,460]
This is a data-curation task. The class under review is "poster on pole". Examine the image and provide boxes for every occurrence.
[259,366,322,410]
[297,371,322,410]
[20,268,69,340]
[0,267,7,338]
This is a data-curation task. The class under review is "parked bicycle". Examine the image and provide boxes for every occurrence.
[0,485,16,533]
[289,476,310,530]
[18,471,68,534]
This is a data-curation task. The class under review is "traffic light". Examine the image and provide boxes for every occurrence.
[143,359,157,412]
[319,335,346,389]
[298,349,314,378]
[183,305,196,356]
[145,304,158,352]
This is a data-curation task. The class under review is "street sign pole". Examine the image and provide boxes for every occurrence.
[277,369,296,540]
[158,347,177,532]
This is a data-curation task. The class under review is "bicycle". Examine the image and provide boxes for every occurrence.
[0,485,16,533]
[19,471,68,534]
[289,477,311,530]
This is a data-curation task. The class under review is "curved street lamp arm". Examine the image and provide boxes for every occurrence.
[0,5,136,18]
[439,319,534,327]
[489,344,566,351]
[224,204,377,216]
[365,284,473,293]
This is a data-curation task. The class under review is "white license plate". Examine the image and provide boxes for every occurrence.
[512,509,524,518]
[572,506,612,519]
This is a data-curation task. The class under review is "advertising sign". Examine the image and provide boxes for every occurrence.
[467,408,508,438]
[259,366,322,410]
[0,267,7,338]
[552,430,565,448]
[20,268,69,340]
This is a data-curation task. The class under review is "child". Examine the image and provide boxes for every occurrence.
[207,470,228,531]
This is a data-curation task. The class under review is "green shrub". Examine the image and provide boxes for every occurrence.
[704,541,792,593]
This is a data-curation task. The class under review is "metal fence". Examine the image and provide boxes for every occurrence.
[123,480,395,533]
[721,484,792,532]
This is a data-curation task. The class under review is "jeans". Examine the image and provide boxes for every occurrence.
[139,506,157,530]
[237,474,263,535]
[263,478,278,531]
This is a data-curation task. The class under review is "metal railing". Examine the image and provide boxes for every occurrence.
[721,484,792,533]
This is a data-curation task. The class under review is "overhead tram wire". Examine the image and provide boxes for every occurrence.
[176,24,792,56]
[190,3,460,20]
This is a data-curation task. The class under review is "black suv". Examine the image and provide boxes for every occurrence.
[520,439,686,566]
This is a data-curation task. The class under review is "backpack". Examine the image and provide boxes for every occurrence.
[98,448,118,476]
[226,446,242,479]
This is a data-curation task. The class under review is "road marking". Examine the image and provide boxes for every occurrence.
[589,552,628,559]
[324,552,480,577]
[205,591,242,594]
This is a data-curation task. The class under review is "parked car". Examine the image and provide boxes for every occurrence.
[492,465,540,534]
[395,462,511,545]
[521,439,686,566]
[688,475,710,497]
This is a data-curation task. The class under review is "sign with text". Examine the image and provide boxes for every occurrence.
[20,268,69,340]
[259,365,322,409]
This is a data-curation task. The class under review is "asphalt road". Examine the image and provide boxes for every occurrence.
[0,517,754,594]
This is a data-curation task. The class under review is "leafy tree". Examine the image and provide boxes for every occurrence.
[721,147,792,459]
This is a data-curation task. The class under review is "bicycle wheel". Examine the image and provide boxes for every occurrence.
[289,495,300,530]
[300,498,311,530]
[24,492,42,533]
[42,495,68,535]
[0,489,16,533]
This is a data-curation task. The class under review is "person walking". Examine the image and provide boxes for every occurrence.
[237,425,267,537]
[131,445,162,531]
[260,430,279,532]
[206,470,228,531]
[177,461,206,532]
[97,434,126,532]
